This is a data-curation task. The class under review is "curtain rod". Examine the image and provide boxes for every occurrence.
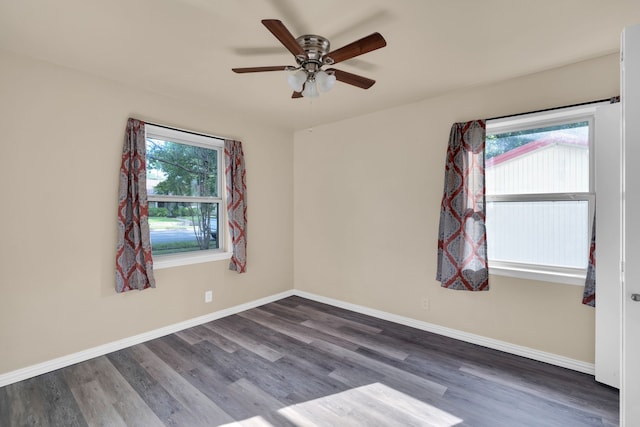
[143,120,234,142]
[485,96,619,122]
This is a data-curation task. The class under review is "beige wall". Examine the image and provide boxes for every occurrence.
[0,50,293,375]
[294,54,619,363]
[0,47,620,376]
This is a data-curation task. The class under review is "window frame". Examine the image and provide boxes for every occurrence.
[485,104,603,285]
[145,124,232,269]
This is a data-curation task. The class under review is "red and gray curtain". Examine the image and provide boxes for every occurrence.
[582,215,596,306]
[225,139,248,273]
[115,118,155,292]
[436,120,489,291]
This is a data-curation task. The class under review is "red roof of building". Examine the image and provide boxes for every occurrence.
[486,133,587,167]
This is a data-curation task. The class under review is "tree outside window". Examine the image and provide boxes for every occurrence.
[145,134,223,256]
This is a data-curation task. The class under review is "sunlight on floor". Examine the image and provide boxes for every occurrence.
[221,382,463,426]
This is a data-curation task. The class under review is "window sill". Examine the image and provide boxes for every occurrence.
[489,264,586,286]
[153,250,232,270]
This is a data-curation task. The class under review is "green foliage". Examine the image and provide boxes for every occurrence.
[148,207,169,217]
[147,140,217,197]
[151,240,202,255]
[150,235,219,255]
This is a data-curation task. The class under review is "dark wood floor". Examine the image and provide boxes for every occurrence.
[0,296,618,426]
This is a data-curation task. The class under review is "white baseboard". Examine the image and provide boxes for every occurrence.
[293,290,595,375]
[0,288,593,387]
[0,290,295,388]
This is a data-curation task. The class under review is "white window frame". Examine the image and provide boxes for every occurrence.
[145,124,232,269]
[486,104,604,285]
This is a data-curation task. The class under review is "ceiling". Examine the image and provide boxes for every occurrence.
[2,0,640,131]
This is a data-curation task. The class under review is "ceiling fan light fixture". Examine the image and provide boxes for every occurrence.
[316,70,336,92]
[287,69,307,92]
[302,79,319,98]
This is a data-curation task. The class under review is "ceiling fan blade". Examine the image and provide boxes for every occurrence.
[326,33,386,65]
[327,68,376,89]
[232,66,289,73]
[292,91,303,98]
[262,19,306,58]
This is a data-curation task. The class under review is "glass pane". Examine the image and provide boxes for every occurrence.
[486,121,589,195]
[148,202,219,255]
[486,200,589,269]
[146,138,218,198]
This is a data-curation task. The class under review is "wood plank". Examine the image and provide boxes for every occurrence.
[193,339,344,406]
[65,356,164,427]
[309,385,428,427]
[192,324,241,353]
[243,329,356,379]
[240,307,362,352]
[203,316,283,362]
[0,385,11,427]
[238,308,314,344]
[294,303,384,335]
[174,328,206,346]
[143,334,239,407]
[2,378,49,427]
[106,348,206,426]
[224,378,300,427]
[310,338,447,398]
[459,362,618,420]
[0,296,619,426]
[127,344,235,425]
[301,319,410,360]
[353,381,463,426]
[68,379,127,427]
[31,370,88,427]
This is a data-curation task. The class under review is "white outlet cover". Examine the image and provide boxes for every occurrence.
[205,291,213,303]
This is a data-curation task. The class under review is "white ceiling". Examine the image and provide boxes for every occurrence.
[2,0,640,131]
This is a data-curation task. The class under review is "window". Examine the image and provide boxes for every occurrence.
[485,105,601,284]
[145,124,231,268]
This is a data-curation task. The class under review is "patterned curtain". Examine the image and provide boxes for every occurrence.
[436,120,489,291]
[115,118,155,292]
[582,215,596,306]
[225,140,247,273]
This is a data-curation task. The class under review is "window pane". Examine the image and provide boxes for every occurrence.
[486,122,589,195]
[149,202,219,255]
[486,200,589,269]
[146,139,218,198]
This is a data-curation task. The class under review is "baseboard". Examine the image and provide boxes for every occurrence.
[0,290,295,388]
[292,290,596,375]
[0,288,594,387]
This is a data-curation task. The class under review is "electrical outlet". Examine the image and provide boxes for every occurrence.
[421,297,430,311]
[205,290,213,303]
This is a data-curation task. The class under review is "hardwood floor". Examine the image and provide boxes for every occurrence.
[0,296,619,426]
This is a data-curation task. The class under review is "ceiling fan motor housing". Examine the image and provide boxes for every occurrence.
[296,35,334,73]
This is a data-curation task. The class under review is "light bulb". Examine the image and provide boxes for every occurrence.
[287,70,307,92]
[302,79,319,98]
[316,70,336,92]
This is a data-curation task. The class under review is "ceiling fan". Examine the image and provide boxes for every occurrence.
[232,19,387,98]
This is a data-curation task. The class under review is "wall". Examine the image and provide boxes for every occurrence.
[0,50,293,375]
[294,54,619,363]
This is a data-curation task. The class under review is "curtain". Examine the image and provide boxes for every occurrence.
[115,118,156,292]
[225,139,247,273]
[436,120,489,291]
[582,215,596,306]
